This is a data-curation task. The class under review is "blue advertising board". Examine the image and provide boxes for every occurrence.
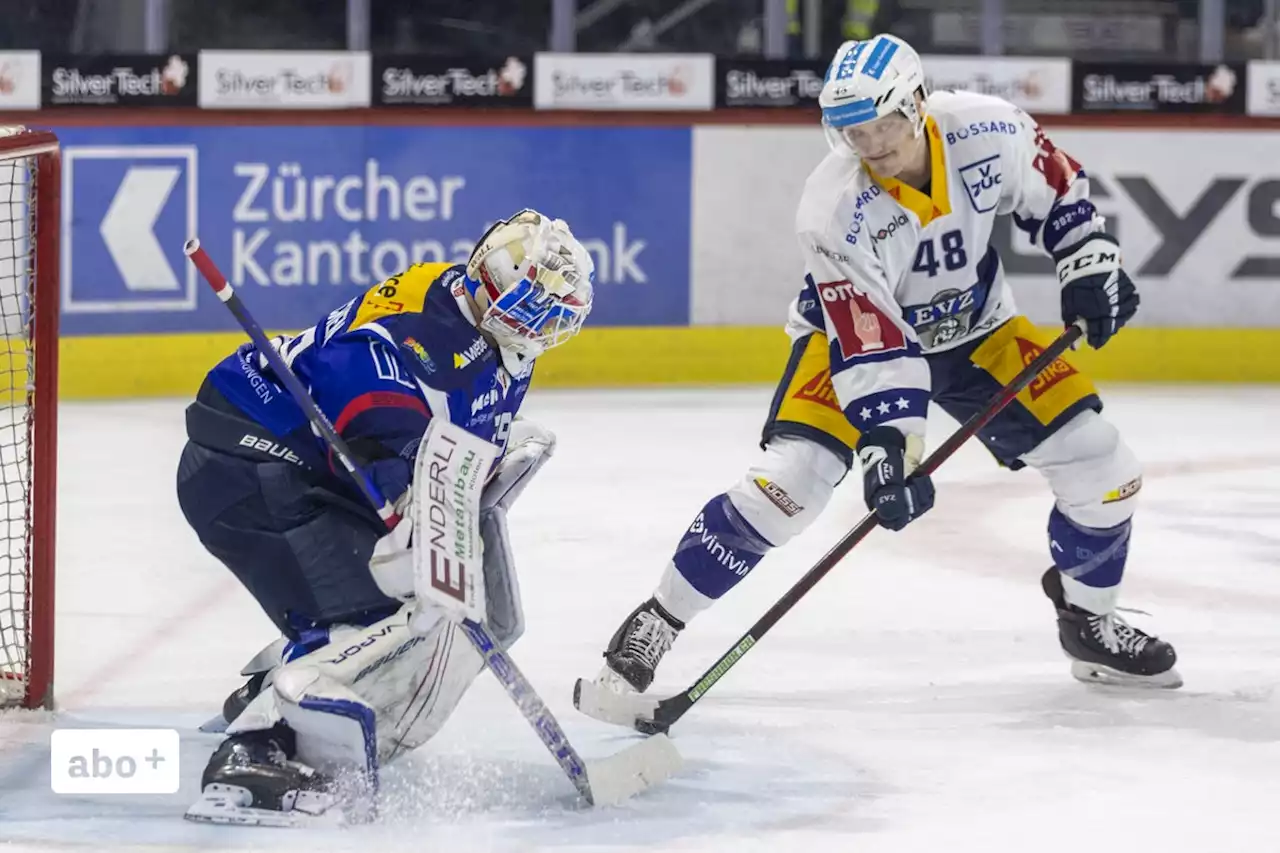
[54,125,692,335]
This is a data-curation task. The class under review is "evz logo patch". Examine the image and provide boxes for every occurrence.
[959,154,1003,213]
[904,287,982,348]
[817,280,907,361]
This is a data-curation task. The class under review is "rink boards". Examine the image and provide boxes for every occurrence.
[36,123,1280,397]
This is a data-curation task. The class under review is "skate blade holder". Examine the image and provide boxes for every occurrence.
[184,784,336,828]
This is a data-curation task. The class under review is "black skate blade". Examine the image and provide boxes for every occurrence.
[1070,659,1184,690]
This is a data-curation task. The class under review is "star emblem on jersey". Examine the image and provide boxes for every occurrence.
[858,396,911,422]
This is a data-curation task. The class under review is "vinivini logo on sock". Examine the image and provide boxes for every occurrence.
[687,513,750,576]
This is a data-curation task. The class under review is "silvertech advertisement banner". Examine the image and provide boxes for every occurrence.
[691,127,1280,327]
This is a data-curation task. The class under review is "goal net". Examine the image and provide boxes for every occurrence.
[0,127,59,710]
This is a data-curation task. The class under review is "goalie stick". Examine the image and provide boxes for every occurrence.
[576,323,1086,735]
[184,239,680,807]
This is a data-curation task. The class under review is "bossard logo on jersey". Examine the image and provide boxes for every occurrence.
[62,145,198,313]
[959,154,1003,214]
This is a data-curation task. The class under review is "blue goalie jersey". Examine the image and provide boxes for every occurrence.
[206,262,533,504]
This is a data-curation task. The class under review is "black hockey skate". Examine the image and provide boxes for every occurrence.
[603,597,685,693]
[185,724,336,827]
[1042,568,1182,689]
[573,598,685,728]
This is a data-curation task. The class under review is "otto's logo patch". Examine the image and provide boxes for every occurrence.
[817,280,908,362]
[1016,337,1077,399]
[792,368,842,412]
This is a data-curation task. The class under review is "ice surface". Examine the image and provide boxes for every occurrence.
[1,385,1278,852]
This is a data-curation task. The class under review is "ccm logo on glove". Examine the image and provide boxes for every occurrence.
[1055,246,1119,282]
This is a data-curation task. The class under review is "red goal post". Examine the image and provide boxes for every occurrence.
[0,127,59,710]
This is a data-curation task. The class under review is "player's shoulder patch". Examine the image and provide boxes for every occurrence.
[957,153,1003,214]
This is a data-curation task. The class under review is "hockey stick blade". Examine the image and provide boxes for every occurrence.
[573,676,661,729]
[583,734,683,807]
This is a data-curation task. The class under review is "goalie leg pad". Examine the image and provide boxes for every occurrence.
[225,608,484,770]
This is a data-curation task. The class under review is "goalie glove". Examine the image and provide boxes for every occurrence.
[856,426,935,532]
[1055,233,1139,350]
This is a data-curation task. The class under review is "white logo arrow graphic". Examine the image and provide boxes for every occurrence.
[99,166,181,292]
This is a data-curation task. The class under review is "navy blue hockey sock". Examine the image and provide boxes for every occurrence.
[671,493,772,600]
[1048,505,1130,595]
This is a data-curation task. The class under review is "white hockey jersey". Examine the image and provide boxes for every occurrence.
[791,89,1105,443]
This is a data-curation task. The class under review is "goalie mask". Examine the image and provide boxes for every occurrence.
[463,210,595,359]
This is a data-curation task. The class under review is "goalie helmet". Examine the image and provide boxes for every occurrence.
[463,210,595,359]
[819,35,928,154]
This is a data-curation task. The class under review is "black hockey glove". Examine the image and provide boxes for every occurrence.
[856,426,935,532]
[1055,232,1139,350]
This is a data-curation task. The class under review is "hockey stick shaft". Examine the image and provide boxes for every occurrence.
[639,323,1086,734]
[184,239,599,804]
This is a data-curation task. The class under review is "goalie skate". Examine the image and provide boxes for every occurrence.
[184,726,343,828]
[186,783,338,828]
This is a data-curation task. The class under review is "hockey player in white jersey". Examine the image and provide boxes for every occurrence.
[577,34,1179,720]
